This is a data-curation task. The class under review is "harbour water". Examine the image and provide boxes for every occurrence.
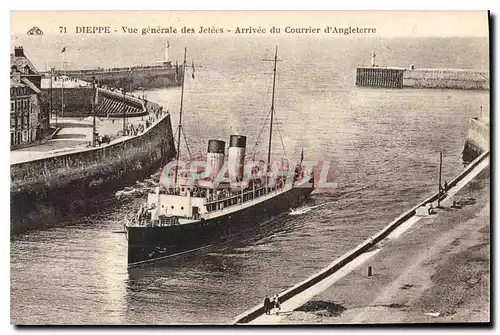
[10,36,489,324]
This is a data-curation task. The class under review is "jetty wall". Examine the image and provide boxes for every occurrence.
[63,65,183,91]
[463,108,490,162]
[41,86,147,118]
[356,66,489,90]
[233,151,489,324]
[403,69,489,90]
[355,67,404,88]
[10,99,176,233]
[41,87,94,113]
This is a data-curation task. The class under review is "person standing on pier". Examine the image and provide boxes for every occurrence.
[263,295,271,315]
[272,294,281,315]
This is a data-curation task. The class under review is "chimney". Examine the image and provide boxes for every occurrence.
[228,135,247,181]
[14,46,25,57]
[206,140,225,179]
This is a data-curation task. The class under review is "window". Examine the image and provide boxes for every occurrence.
[17,117,21,127]
[10,118,15,127]
[23,116,28,125]
[10,101,14,111]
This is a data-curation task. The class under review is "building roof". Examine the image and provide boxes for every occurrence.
[10,53,38,74]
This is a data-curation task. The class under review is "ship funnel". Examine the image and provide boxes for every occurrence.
[206,140,225,179]
[228,135,247,181]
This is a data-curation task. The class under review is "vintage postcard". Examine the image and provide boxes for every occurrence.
[10,10,490,325]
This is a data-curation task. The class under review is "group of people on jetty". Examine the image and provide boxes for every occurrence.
[263,294,281,315]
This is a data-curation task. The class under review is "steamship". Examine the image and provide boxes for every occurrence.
[125,47,315,266]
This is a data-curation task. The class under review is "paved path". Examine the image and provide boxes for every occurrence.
[10,116,149,165]
[248,156,489,324]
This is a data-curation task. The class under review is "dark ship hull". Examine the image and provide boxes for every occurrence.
[127,184,314,266]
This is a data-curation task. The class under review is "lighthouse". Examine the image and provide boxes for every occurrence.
[157,41,171,64]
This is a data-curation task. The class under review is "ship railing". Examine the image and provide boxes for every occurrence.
[204,181,287,212]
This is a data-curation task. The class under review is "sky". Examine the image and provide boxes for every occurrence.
[10,11,489,38]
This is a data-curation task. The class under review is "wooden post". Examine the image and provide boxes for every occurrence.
[368,266,373,277]
[61,62,65,119]
[91,74,96,147]
[122,87,126,134]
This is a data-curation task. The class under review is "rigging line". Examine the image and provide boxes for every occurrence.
[273,109,287,158]
[181,127,193,160]
[172,127,179,149]
[185,78,203,159]
[250,107,272,158]
[250,71,275,159]
[173,124,179,140]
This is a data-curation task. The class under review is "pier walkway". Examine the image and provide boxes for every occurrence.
[10,112,165,165]
[246,156,490,324]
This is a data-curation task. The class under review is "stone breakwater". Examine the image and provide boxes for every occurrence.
[233,151,489,324]
[64,64,183,91]
[41,86,148,118]
[10,99,176,234]
[356,67,489,90]
[463,107,489,162]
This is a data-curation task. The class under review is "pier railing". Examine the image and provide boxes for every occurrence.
[56,63,174,76]
[232,150,489,324]
[95,87,147,117]
[10,97,171,190]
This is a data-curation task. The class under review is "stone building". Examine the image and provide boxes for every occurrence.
[10,46,49,149]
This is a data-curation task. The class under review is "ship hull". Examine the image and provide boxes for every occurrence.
[127,185,314,266]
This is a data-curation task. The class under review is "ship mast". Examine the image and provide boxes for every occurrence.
[265,46,279,168]
[174,47,187,187]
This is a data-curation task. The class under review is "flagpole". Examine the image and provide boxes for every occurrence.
[267,46,278,168]
[61,60,64,119]
[49,67,55,127]
[92,73,96,147]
